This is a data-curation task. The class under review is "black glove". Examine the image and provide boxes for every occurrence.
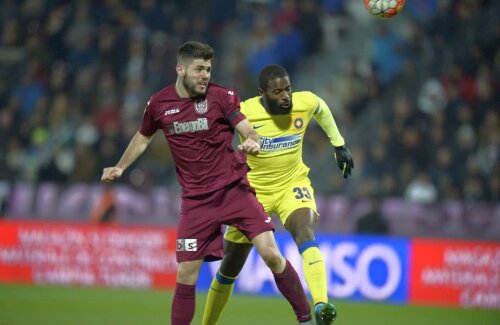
[334,146,354,179]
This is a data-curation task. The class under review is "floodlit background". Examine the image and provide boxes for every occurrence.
[0,0,499,324]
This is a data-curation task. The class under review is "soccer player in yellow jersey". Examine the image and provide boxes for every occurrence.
[202,64,353,325]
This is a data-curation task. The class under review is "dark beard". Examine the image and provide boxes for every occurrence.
[265,99,292,115]
[183,78,206,98]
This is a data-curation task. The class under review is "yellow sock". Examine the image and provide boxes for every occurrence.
[202,271,236,325]
[300,242,328,305]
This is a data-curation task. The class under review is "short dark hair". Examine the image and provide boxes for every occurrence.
[258,64,289,90]
[177,41,214,64]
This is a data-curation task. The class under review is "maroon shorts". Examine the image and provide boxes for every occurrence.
[176,176,274,263]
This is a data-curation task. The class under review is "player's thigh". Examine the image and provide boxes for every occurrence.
[223,188,274,244]
[254,189,275,216]
[285,208,318,244]
[275,178,319,227]
[250,230,282,264]
[222,177,274,242]
[224,225,251,244]
[177,202,224,263]
[219,239,254,277]
[176,259,204,285]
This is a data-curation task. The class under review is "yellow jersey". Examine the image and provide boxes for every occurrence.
[240,91,321,193]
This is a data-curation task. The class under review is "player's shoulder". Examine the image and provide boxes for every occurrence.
[207,83,238,98]
[292,91,319,111]
[240,96,262,114]
[293,91,317,103]
[241,96,260,107]
[148,85,175,107]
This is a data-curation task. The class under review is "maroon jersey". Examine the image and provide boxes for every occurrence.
[140,83,248,198]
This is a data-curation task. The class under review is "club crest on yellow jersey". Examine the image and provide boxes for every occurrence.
[294,117,304,129]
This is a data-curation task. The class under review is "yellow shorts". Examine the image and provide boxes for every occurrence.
[224,178,318,244]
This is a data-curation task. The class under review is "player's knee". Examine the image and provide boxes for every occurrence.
[259,247,284,270]
[177,269,198,285]
[176,263,201,285]
[291,226,315,245]
[286,210,317,243]
[219,242,252,277]
[219,262,242,278]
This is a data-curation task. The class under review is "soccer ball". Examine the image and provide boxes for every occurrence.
[364,0,405,18]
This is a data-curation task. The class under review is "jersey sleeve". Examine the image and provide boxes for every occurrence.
[313,95,345,147]
[301,91,320,118]
[139,99,158,137]
[223,89,245,128]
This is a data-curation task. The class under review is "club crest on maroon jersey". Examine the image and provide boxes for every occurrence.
[195,99,208,115]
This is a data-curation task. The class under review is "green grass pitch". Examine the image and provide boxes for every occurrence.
[1,284,499,324]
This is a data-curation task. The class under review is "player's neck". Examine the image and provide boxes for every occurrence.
[175,79,190,98]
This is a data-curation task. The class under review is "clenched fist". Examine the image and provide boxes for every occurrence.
[101,167,124,183]
[238,139,260,155]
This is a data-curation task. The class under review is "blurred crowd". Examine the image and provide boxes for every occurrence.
[0,0,498,204]
[301,0,499,203]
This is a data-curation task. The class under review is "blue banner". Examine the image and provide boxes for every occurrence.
[197,232,410,303]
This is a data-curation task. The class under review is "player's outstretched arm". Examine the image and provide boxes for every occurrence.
[313,95,354,178]
[101,131,153,182]
[313,96,345,147]
[235,119,260,155]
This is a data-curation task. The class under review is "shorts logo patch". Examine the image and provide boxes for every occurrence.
[177,239,198,252]
[264,216,271,223]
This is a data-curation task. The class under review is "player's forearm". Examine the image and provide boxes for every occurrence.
[115,132,152,170]
[235,119,261,145]
[314,97,345,147]
[245,129,260,145]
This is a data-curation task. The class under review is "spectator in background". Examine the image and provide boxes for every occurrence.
[404,171,438,204]
[0,0,497,223]
[90,186,118,224]
[417,78,447,116]
[0,181,9,218]
[246,18,279,77]
[297,0,324,55]
[486,164,500,201]
[0,108,14,177]
[363,142,394,180]
[13,69,45,118]
[356,196,389,235]
[273,18,304,74]
[474,108,498,178]
[430,146,459,199]
[370,25,409,87]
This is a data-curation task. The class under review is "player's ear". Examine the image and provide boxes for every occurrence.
[176,64,185,77]
[258,88,264,96]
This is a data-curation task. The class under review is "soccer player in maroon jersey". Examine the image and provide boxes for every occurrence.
[101,42,312,324]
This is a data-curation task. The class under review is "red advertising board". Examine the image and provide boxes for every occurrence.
[0,220,178,289]
[410,238,500,309]
[3,219,499,309]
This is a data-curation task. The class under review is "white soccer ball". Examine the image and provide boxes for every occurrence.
[364,0,405,19]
